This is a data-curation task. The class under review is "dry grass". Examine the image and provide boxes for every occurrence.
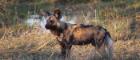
[0,0,139,60]
[114,40,140,60]
[78,16,132,40]
[0,23,139,60]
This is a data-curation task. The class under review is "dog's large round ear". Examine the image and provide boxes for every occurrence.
[39,9,50,17]
[53,8,62,20]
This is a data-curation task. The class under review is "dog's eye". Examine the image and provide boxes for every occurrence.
[50,20,54,23]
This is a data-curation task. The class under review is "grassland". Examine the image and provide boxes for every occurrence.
[0,17,140,60]
[0,0,140,60]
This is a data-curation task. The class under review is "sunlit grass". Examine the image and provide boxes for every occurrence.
[0,17,139,60]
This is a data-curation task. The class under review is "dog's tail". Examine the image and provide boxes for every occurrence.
[104,31,113,60]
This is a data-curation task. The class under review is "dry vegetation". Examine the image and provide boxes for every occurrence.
[0,0,140,60]
[0,18,140,60]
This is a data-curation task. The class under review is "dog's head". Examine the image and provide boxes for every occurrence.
[39,8,62,30]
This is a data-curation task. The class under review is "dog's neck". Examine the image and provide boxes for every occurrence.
[49,21,69,36]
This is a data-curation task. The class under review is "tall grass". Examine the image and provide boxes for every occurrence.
[0,26,140,60]
[0,1,140,59]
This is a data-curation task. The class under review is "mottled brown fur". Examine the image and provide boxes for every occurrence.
[40,9,112,58]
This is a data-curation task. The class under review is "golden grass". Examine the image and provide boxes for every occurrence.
[0,25,57,54]
[88,17,131,40]
[0,21,139,60]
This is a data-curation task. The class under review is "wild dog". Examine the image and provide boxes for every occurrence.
[39,8,113,59]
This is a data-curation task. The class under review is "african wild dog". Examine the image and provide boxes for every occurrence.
[39,8,113,59]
